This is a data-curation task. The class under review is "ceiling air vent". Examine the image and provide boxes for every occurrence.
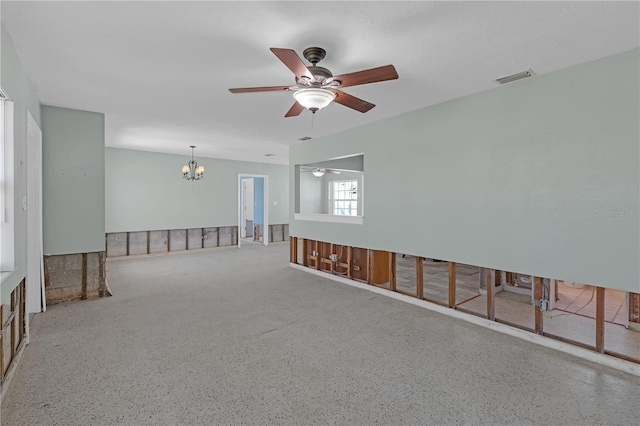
[495,69,535,85]
[298,136,312,141]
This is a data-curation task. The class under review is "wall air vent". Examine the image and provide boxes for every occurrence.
[298,136,312,141]
[495,69,535,85]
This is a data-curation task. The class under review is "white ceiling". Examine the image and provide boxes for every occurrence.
[2,1,638,165]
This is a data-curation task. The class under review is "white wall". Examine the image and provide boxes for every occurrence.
[41,105,105,255]
[106,148,288,232]
[290,48,639,293]
[0,24,42,304]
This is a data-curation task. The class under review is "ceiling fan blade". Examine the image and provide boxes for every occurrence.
[331,90,375,113]
[328,65,398,88]
[285,101,305,118]
[229,86,291,93]
[270,48,315,81]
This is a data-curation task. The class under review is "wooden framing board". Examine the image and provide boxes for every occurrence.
[389,252,396,292]
[290,237,298,263]
[486,268,495,320]
[10,292,16,361]
[448,262,456,309]
[534,276,543,335]
[630,292,640,323]
[302,239,308,267]
[81,253,88,300]
[416,257,424,299]
[596,286,605,353]
[0,304,4,383]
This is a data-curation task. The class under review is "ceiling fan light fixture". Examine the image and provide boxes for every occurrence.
[312,168,325,178]
[293,88,335,112]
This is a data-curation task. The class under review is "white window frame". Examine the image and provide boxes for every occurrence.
[1,92,16,275]
[330,179,359,217]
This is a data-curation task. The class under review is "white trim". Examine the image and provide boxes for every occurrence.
[0,99,15,272]
[294,212,364,225]
[290,263,640,377]
[26,110,45,345]
[237,173,269,247]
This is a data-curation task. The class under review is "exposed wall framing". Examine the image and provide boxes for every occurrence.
[43,251,109,305]
[0,280,26,402]
[292,236,640,365]
[106,224,289,258]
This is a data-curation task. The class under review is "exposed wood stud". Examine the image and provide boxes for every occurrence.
[216,227,220,247]
[0,305,4,381]
[389,252,396,291]
[416,256,424,299]
[347,246,353,278]
[486,269,495,320]
[596,286,605,353]
[448,262,456,308]
[291,237,298,263]
[20,280,25,339]
[315,241,320,270]
[99,251,106,297]
[81,253,88,300]
[126,232,130,256]
[147,230,151,254]
[185,229,189,250]
[302,239,308,267]
[10,289,16,359]
[629,292,640,323]
[534,276,543,335]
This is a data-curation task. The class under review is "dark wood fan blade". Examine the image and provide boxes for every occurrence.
[285,101,305,118]
[229,86,290,93]
[328,65,398,88]
[330,90,375,113]
[270,48,315,81]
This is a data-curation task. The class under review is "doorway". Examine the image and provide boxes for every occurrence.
[238,174,268,248]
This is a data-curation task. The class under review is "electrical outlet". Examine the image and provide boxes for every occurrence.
[312,250,319,256]
[540,299,549,311]
[329,254,338,262]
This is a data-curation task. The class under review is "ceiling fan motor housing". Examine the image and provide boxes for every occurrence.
[303,47,326,64]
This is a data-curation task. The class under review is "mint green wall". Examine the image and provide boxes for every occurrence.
[1,24,42,304]
[290,49,639,293]
[41,106,105,255]
[105,148,289,232]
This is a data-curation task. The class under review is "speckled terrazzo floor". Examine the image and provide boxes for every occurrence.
[2,243,639,425]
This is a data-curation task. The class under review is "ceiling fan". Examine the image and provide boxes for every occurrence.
[301,166,342,178]
[229,47,398,117]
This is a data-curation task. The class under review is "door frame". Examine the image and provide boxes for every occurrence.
[237,173,269,248]
[25,110,45,343]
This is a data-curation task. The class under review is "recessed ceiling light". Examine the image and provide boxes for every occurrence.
[298,136,312,141]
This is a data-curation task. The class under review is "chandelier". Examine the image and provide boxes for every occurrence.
[182,145,204,181]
